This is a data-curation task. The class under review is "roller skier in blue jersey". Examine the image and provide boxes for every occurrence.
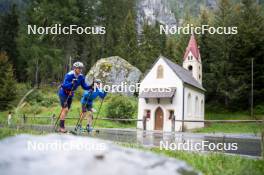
[58,61,92,133]
[80,79,107,132]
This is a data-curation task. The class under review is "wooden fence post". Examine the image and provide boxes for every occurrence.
[172,115,175,132]
[23,114,26,124]
[51,114,55,125]
[261,131,263,158]
[181,119,184,132]
[143,116,146,131]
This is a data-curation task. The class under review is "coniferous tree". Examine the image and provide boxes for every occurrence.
[98,0,132,57]
[198,8,217,104]
[232,0,264,108]
[0,52,17,110]
[206,0,238,108]
[0,4,19,79]
[118,10,138,65]
[163,37,179,63]
[139,23,162,71]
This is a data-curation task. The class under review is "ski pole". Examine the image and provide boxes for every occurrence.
[72,86,94,133]
[92,98,104,131]
[73,108,84,132]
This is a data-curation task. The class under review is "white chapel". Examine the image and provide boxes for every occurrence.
[137,35,205,132]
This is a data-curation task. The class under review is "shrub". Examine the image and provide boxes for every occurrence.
[20,103,45,114]
[40,95,59,107]
[26,91,44,105]
[26,90,58,107]
[106,94,136,123]
[254,104,264,115]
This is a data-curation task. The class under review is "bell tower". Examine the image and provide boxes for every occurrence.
[183,34,202,84]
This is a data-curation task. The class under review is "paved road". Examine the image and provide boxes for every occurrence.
[89,129,262,157]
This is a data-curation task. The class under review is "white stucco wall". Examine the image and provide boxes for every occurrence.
[137,57,205,132]
[183,85,205,130]
[137,58,184,132]
[183,52,202,84]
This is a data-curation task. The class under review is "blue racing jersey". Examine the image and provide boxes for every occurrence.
[81,88,107,106]
[58,70,92,98]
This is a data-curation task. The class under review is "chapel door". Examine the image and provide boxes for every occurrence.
[155,107,163,130]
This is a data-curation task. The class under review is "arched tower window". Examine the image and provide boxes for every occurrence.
[187,93,192,116]
[157,65,164,79]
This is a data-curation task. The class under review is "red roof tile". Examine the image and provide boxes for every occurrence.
[183,34,200,61]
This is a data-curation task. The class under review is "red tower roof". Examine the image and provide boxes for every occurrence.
[183,34,200,61]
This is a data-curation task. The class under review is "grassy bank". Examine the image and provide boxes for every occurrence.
[0,127,46,140]
[0,85,137,128]
[0,100,136,129]
[193,111,264,133]
[120,143,264,175]
[151,148,264,175]
[0,85,263,133]
[194,123,263,134]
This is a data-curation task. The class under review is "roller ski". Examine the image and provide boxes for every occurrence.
[86,125,93,133]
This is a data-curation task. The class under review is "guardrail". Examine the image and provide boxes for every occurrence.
[174,119,264,123]
[18,114,142,125]
[18,114,263,127]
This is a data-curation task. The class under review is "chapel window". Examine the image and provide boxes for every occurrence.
[157,65,164,79]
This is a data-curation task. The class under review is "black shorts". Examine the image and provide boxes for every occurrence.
[59,95,73,109]
[82,104,92,113]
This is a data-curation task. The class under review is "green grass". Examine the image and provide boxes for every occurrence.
[120,143,264,175]
[193,111,264,133]
[2,104,263,133]
[194,123,264,134]
[205,112,263,120]
[0,127,45,139]
[0,91,137,129]
[150,148,264,175]
[1,85,263,133]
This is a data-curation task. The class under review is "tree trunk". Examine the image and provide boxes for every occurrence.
[35,59,39,88]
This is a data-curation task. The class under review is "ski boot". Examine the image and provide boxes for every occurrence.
[86,125,93,133]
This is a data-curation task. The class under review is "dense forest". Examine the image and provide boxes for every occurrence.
[0,0,263,112]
